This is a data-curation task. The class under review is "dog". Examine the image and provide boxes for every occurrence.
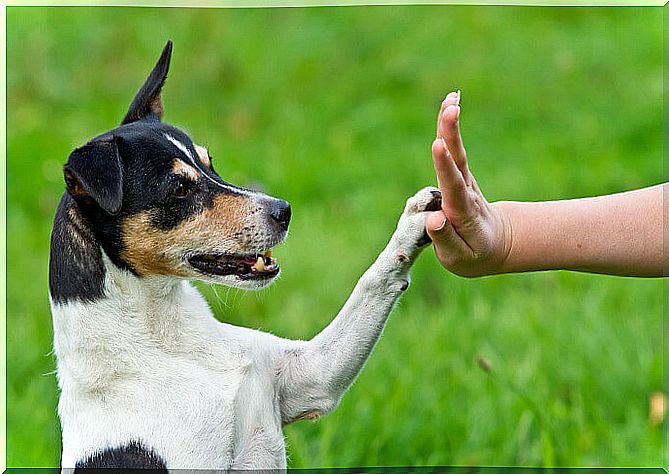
[49,41,441,470]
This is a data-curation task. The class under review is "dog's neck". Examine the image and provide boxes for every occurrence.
[49,194,215,391]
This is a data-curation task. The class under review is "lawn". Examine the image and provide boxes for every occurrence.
[6,5,664,468]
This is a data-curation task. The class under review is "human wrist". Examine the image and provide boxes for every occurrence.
[489,200,571,274]
[488,201,517,275]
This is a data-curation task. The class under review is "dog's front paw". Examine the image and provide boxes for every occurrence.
[393,186,442,259]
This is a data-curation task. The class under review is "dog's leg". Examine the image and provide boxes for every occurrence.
[276,187,441,424]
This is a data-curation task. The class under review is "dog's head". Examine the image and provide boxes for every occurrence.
[63,41,290,289]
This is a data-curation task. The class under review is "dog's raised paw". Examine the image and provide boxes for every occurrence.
[403,186,442,215]
[392,186,442,259]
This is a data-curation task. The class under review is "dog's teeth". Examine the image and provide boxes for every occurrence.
[254,256,265,271]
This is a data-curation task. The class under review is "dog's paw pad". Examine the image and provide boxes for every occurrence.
[425,189,442,212]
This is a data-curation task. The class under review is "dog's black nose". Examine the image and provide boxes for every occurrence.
[270,199,291,229]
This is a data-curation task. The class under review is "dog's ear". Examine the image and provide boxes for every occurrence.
[121,40,173,125]
[64,137,124,215]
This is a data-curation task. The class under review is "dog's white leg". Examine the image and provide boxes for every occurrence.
[276,187,441,423]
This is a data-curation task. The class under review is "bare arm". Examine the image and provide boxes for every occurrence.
[426,91,666,278]
[493,186,664,276]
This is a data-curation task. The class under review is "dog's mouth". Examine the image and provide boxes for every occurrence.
[188,250,279,280]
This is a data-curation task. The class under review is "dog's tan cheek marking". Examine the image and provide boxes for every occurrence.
[187,194,253,249]
[121,213,191,277]
[194,144,211,168]
[120,194,253,277]
[172,159,199,180]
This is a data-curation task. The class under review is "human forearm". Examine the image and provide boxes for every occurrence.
[492,184,665,277]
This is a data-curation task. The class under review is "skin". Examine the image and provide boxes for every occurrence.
[425,91,666,278]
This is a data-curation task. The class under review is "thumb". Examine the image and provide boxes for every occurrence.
[426,210,466,253]
[426,211,454,242]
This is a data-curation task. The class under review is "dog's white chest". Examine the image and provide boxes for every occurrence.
[53,281,288,470]
[59,359,246,469]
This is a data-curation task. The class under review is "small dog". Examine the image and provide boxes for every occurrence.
[49,41,441,470]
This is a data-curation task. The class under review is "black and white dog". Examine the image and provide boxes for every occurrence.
[49,41,441,470]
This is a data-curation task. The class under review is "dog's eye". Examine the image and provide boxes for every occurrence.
[174,181,192,198]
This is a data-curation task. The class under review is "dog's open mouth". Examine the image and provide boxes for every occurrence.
[188,250,279,279]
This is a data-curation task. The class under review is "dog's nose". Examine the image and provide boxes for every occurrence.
[270,199,291,229]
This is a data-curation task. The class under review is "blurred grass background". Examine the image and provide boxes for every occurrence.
[6,5,664,468]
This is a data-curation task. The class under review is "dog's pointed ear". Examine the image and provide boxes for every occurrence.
[64,137,124,215]
[121,40,173,125]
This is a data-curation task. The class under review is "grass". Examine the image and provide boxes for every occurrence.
[6,5,664,468]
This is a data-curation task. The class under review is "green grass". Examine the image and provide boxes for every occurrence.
[6,5,664,468]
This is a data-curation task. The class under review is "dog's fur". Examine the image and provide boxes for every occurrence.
[49,41,441,470]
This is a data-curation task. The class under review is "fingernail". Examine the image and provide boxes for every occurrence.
[435,218,448,231]
[457,90,461,105]
[443,91,457,104]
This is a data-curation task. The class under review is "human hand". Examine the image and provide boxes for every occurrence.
[425,91,512,277]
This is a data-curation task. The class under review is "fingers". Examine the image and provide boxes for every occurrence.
[441,105,471,185]
[431,137,469,215]
[437,91,471,185]
[437,91,460,138]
